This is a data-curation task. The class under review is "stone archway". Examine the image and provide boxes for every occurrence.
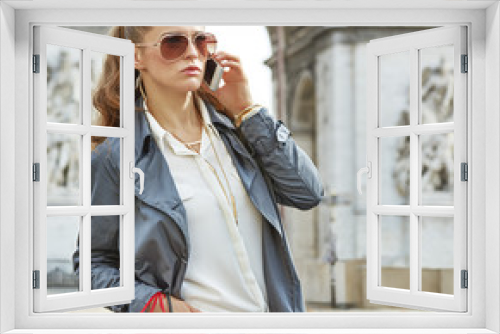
[290,71,317,162]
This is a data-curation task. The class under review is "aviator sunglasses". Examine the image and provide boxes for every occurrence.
[135,31,218,62]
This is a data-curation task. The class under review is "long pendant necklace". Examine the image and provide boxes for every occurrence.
[169,109,238,226]
[203,124,238,226]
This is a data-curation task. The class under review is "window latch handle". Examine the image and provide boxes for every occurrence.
[130,161,145,195]
[357,161,372,195]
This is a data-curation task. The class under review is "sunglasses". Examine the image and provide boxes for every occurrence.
[135,32,217,62]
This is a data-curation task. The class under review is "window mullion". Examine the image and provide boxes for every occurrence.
[82,47,91,207]
[410,46,419,295]
[82,47,92,295]
[81,214,91,294]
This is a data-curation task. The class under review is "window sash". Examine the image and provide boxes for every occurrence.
[365,25,468,312]
[32,25,136,313]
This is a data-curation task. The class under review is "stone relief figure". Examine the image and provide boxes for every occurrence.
[420,57,454,197]
[393,55,454,201]
[46,49,81,206]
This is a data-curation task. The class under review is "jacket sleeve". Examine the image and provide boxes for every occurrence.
[237,107,325,210]
[72,140,161,313]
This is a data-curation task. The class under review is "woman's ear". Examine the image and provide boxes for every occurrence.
[135,50,145,70]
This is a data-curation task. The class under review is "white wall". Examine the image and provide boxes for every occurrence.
[0,2,16,333]
[485,2,500,333]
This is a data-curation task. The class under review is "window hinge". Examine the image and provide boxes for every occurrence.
[33,54,40,73]
[33,270,40,289]
[33,163,40,182]
[461,270,468,289]
[461,162,468,181]
[461,54,468,73]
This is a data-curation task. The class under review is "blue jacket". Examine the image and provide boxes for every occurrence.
[73,96,324,312]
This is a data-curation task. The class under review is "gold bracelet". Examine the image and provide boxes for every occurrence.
[234,104,262,128]
[233,103,258,121]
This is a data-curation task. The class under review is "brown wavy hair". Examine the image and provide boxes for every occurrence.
[91,26,230,151]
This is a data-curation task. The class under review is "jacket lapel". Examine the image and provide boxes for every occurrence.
[133,101,191,251]
[205,104,282,237]
[204,102,257,191]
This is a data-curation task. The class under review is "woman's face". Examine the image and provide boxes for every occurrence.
[135,26,208,94]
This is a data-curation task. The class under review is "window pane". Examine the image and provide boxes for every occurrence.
[46,44,81,124]
[380,215,410,290]
[420,45,454,124]
[91,51,121,127]
[47,133,81,206]
[421,132,454,206]
[91,137,121,205]
[420,217,454,294]
[380,136,410,205]
[47,216,80,295]
[379,51,410,128]
[91,215,121,290]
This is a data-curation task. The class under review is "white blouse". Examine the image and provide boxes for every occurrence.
[143,97,269,312]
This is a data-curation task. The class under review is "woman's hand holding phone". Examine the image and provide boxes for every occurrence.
[202,51,255,120]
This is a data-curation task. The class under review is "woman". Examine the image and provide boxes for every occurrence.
[73,26,324,313]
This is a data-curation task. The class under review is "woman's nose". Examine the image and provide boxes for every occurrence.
[185,39,200,58]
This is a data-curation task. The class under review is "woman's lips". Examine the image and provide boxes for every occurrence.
[183,69,201,75]
[182,67,201,75]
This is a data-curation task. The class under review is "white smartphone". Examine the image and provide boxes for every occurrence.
[204,57,224,91]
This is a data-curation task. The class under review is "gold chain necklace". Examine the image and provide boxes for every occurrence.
[145,98,203,149]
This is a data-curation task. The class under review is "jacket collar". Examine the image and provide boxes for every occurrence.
[134,95,235,159]
[205,100,236,130]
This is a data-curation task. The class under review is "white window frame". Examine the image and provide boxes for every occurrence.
[1,2,499,333]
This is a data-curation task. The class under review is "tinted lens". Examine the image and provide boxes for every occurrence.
[195,33,217,57]
[160,35,188,60]
[160,33,217,61]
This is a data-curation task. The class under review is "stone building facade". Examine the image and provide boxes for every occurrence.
[264,26,456,310]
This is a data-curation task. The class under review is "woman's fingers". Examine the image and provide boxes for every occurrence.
[169,296,188,312]
[216,60,247,84]
[219,60,241,70]
[213,52,245,74]
[179,301,200,312]
[189,305,202,312]
[171,296,202,313]
[212,51,240,63]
